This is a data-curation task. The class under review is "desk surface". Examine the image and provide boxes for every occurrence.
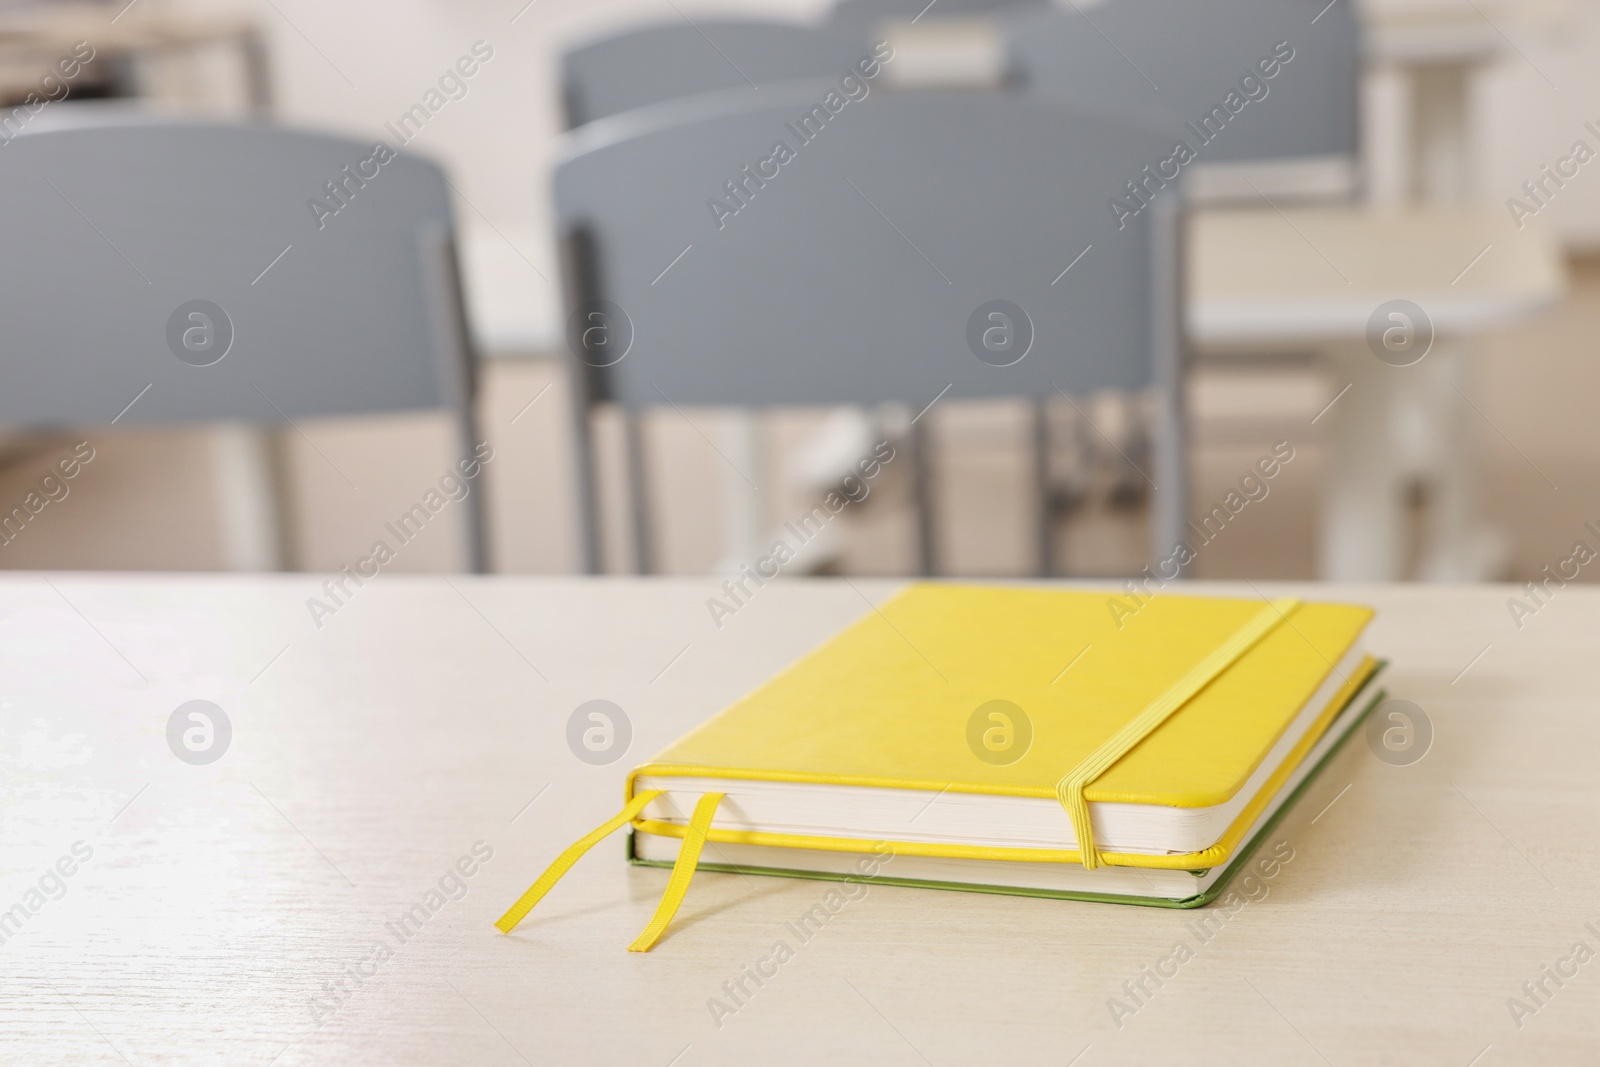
[3,577,1597,1065]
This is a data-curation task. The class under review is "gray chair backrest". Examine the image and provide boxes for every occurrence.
[831,0,1048,23]
[1005,0,1360,167]
[563,1,1359,169]
[561,20,866,128]
[553,86,1177,407]
[0,110,472,428]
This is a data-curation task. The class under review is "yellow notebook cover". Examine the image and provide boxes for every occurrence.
[498,584,1378,950]
[626,584,1375,870]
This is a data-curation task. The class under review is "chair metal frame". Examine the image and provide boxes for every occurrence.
[555,87,1191,578]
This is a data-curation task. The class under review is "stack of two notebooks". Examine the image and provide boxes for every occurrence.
[498,586,1383,951]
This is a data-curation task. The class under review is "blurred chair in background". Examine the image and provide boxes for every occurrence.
[557,0,1069,132]
[857,0,1559,582]
[553,0,1361,580]
[560,19,863,130]
[832,0,1047,16]
[561,17,880,575]
[0,111,488,571]
[553,86,1187,578]
[828,0,1359,197]
[1003,0,1361,200]
[863,0,1361,557]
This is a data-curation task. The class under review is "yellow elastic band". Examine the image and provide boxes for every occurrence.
[495,789,664,934]
[628,791,724,952]
[1056,597,1300,869]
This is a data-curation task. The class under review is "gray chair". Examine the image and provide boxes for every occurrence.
[830,0,1049,25]
[553,85,1186,576]
[1004,0,1361,194]
[567,0,1361,183]
[0,109,487,571]
[832,0,1043,14]
[827,0,1360,195]
[561,20,864,129]
[558,4,1048,134]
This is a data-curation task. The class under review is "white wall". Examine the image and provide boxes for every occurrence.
[1473,1,1600,247]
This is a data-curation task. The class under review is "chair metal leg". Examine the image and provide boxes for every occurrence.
[1149,185,1190,576]
[417,224,491,574]
[238,29,274,118]
[910,414,936,577]
[624,407,652,574]
[458,405,490,574]
[1033,395,1052,578]
[558,227,608,575]
[570,394,603,575]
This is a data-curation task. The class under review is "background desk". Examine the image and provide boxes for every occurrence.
[1192,205,1567,581]
[3,577,1597,1064]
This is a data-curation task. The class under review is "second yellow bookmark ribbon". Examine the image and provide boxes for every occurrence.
[495,788,725,952]
[628,791,723,952]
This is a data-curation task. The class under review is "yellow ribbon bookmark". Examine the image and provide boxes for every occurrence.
[627,791,724,952]
[1056,597,1300,870]
[495,789,663,935]
[495,789,726,952]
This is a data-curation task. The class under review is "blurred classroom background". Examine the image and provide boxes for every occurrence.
[2,0,1597,583]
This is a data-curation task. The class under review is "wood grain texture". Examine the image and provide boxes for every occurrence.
[2,576,1597,1065]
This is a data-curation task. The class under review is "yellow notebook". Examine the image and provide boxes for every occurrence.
[499,585,1382,951]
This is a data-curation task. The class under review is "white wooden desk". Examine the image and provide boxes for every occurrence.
[1192,205,1567,582]
[4,576,1597,1065]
